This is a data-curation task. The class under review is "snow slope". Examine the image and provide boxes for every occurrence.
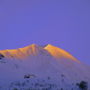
[0,44,90,90]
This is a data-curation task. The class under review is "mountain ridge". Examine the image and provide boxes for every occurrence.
[0,44,78,62]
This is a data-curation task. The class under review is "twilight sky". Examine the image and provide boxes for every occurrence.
[0,0,90,64]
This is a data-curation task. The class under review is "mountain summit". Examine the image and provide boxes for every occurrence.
[0,44,77,61]
[44,44,77,61]
[0,44,90,90]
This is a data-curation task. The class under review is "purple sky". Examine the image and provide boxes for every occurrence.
[0,0,90,64]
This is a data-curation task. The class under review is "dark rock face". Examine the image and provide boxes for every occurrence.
[0,53,4,59]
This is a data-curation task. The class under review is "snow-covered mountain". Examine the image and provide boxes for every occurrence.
[0,44,90,90]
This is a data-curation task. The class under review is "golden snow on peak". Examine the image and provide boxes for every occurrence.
[44,44,78,62]
[0,44,79,62]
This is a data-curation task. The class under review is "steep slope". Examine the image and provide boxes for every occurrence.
[0,44,50,59]
[0,44,90,90]
[44,44,78,61]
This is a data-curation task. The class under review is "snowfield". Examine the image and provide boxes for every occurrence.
[0,44,90,90]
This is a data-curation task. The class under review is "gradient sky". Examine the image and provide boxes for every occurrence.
[0,0,90,64]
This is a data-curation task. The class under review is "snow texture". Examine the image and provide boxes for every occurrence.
[0,44,90,90]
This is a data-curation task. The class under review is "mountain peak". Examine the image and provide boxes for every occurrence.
[0,44,79,62]
[0,44,42,59]
[44,44,53,47]
[44,44,78,62]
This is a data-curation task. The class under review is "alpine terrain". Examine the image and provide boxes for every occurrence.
[0,44,90,90]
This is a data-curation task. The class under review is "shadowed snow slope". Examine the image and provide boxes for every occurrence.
[0,44,90,90]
